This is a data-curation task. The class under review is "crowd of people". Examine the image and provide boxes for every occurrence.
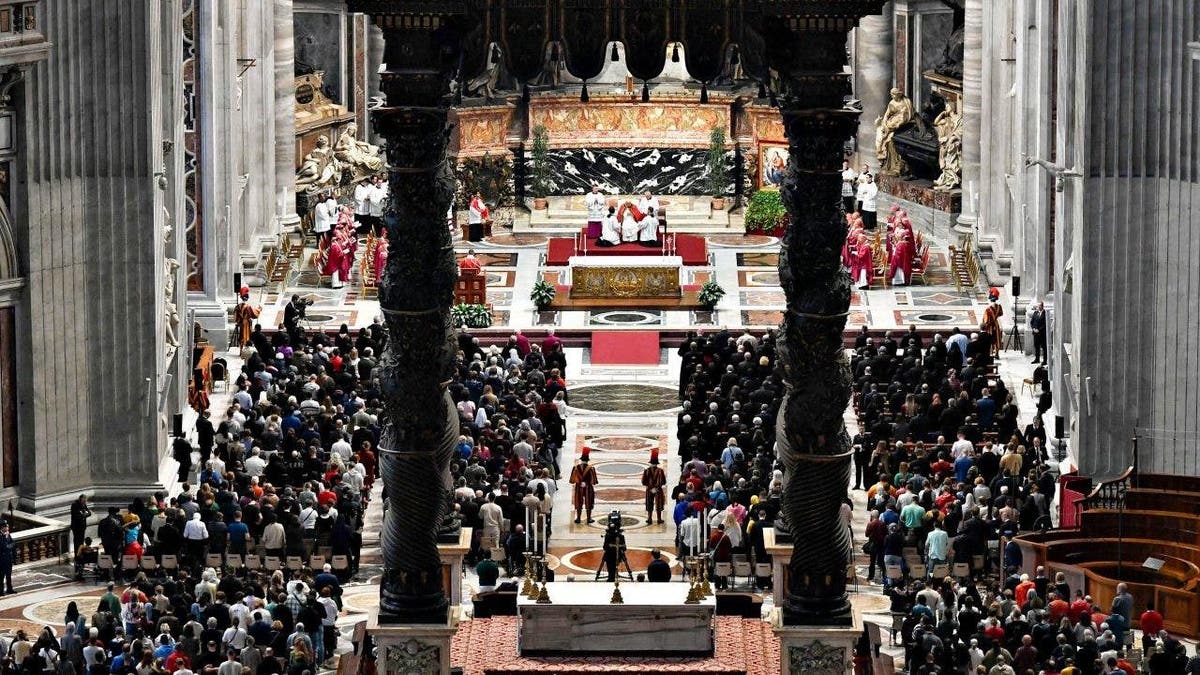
[843,205,926,290]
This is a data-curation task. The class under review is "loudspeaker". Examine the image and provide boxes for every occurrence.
[233,273,242,295]
[172,413,184,438]
[1055,415,1064,438]
[1012,276,1021,297]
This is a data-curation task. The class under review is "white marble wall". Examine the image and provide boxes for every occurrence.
[16,0,176,513]
[1052,1,1200,478]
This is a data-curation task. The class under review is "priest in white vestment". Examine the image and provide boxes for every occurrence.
[598,207,622,246]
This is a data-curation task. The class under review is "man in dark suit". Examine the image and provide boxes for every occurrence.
[1029,301,1047,363]
[646,548,672,582]
[196,410,215,464]
[70,494,91,557]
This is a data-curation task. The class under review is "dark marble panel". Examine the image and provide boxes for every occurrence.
[569,384,680,413]
[295,12,343,104]
[531,147,734,195]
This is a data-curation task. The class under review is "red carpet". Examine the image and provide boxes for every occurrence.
[590,331,661,365]
[546,231,708,266]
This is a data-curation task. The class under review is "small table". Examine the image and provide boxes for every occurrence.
[567,255,683,299]
[517,582,714,654]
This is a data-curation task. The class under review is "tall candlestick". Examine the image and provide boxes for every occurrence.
[525,509,531,552]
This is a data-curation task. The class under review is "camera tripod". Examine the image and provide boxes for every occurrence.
[1005,298,1024,352]
[594,532,635,582]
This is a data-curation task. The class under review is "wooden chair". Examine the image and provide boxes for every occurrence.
[930,563,950,579]
[286,556,304,573]
[331,555,350,575]
[226,554,243,570]
[911,245,931,285]
[909,563,927,579]
[161,555,179,571]
[310,555,327,571]
[885,564,904,583]
[732,558,753,587]
[953,562,971,580]
[140,557,158,572]
[205,553,224,569]
[264,555,282,571]
[244,554,262,571]
[122,554,139,573]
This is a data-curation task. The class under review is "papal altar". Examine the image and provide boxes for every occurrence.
[567,255,683,299]
[517,582,714,654]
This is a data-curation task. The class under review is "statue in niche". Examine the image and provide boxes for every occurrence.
[333,123,384,179]
[875,88,915,176]
[464,43,511,100]
[165,299,181,349]
[715,44,746,86]
[296,135,341,191]
[933,101,963,191]
[934,0,966,79]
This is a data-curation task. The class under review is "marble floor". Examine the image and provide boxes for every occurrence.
[252,223,989,334]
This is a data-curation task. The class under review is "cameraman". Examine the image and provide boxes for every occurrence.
[283,294,307,339]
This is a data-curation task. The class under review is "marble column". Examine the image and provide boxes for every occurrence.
[274,0,300,230]
[769,24,857,627]
[954,0,982,238]
[366,20,384,144]
[854,2,894,166]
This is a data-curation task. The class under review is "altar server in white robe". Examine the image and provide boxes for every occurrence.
[585,183,607,239]
[638,207,660,245]
[313,192,336,243]
[637,191,660,218]
[598,207,621,246]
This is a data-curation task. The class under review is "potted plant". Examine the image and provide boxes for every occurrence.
[744,189,789,236]
[450,303,493,329]
[529,124,551,210]
[530,278,557,310]
[705,126,729,210]
[698,280,726,310]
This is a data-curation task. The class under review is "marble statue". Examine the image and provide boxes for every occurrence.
[295,135,340,191]
[875,88,915,176]
[164,299,181,348]
[465,43,506,100]
[933,102,963,191]
[333,123,385,178]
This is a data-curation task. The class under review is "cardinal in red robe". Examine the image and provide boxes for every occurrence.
[888,222,915,286]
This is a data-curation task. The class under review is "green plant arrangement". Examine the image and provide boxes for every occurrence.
[530,278,557,309]
[705,126,729,208]
[698,280,726,309]
[529,124,551,207]
[744,189,790,236]
[454,152,515,208]
[450,303,493,329]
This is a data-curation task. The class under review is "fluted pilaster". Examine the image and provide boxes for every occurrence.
[854,2,894,165]
[955,0,982,237]
[274,0,300,228]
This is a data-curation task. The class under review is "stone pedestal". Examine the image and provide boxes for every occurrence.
[439,527,471,607]
[772,607,862,675]
[368,608,459,675]
[762,527,792,608]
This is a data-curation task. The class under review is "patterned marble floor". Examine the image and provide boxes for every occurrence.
[254,226,992,336]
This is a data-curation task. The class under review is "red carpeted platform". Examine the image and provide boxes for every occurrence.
[590,331,661,365]
[546,231,708,266]
[450,615,780,674]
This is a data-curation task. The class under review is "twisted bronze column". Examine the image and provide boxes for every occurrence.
[372,106,460,624]
[768,27,862,627]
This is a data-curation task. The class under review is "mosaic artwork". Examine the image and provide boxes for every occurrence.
[586,309,663,327]
[894,308,979,326]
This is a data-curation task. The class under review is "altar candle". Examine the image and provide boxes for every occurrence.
[534,513,540,554]
[525,510,531,552]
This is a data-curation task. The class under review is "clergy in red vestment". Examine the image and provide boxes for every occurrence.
[458,249,482,275]
[373,233,388,286]
[849,234,874,290]
[888,222,915,286]
[569,448,599,524]
[323,237,347,288]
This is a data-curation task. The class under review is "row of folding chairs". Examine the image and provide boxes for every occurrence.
[712,554,773,589]
[96,552,351,581]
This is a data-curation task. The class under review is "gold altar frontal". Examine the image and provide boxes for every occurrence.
[568,256,683,299]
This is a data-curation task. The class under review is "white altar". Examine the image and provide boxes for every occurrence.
[567,255,684,299]
[517,582,715,654]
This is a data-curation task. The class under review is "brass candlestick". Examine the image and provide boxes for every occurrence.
[699,558,712,597]
[518,557,532,593]
[610,578,624,604]
[685,581,700,604]
[535,581,552,604]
